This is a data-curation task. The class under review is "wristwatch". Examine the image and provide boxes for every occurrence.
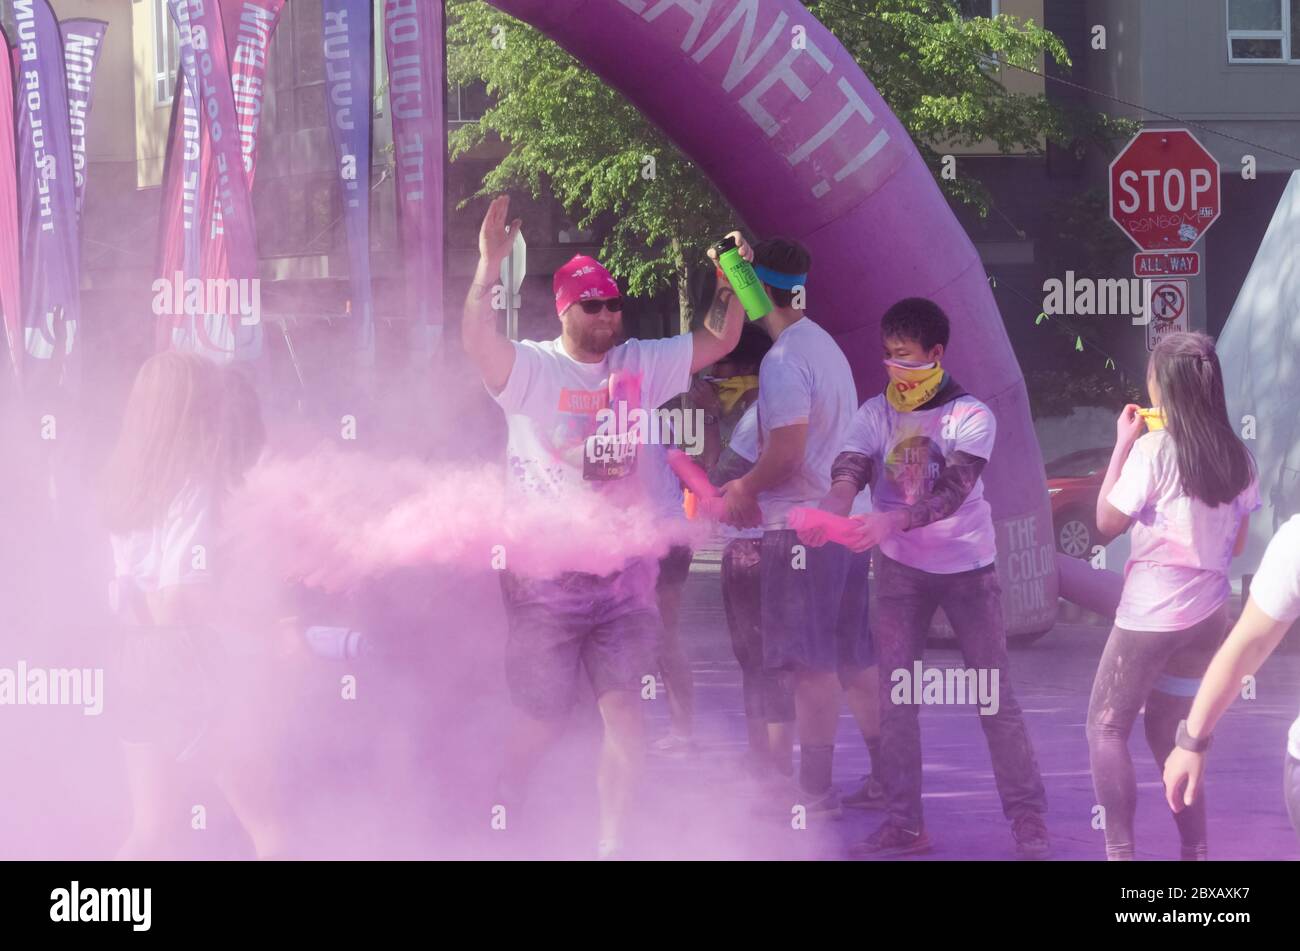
[1175,719,1212,753]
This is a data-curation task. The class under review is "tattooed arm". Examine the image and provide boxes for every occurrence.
[690,279,745,374]
[839,453,986,553]
[900,451,987,530]
[820,451,874,516]
[689,230,751,374]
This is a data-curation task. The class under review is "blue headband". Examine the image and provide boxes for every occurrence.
[752,265,807,291]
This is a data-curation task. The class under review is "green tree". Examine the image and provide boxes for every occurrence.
[447,0,1127,330]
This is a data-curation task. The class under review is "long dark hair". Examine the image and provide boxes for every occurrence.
[1150,332,1254,507]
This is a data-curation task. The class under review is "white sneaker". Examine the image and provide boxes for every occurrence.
[648,733,696,758]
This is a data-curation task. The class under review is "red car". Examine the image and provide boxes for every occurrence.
[1046,447,1114,559]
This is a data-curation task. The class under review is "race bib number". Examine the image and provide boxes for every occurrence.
[583,434,638,481]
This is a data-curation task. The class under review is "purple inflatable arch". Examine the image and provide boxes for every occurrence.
[486,0,1059,634]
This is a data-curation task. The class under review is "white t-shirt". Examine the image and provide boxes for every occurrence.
[723,399,871,543]
[1242,515,1300,759]
[1108,430,1260,632]
[641,441,689,524]
[841,392,997,574]
[720,405,763,541]
[754,318,857,531]
[110,482,216,621]
[492,334,694,510]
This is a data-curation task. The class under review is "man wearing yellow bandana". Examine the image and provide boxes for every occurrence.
[800,297,1050,860]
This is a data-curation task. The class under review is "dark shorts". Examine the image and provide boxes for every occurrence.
[656,545,693,592]
[500,558,660,720]
[760,529,874,674]
[108,623,228,763]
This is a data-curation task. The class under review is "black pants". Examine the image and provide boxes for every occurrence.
[655,545,695,733]
[1286,753,1300,842]
[1086,607,1226,860]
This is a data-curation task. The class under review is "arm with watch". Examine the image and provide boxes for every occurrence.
[1163,597,1295,813]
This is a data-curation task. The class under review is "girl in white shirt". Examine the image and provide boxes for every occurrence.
[103,352,266,859]
[1090,332,1258,860]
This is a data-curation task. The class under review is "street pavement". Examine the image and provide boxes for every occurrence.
[621,552,1300,861]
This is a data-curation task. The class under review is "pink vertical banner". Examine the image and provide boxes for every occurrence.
[200,0,284,283]
[383,0,446,350]
[155,0,205,351]
[186,0,283,361]
[187,0,258,284]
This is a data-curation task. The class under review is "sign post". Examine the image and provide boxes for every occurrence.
[1111,128,1220,334]
[500,230,526,341]
[1145,279,1189,351]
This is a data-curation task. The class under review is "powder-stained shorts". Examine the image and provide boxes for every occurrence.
[108,623,228,763]
[760,529,874,674]
[499,558,660,720]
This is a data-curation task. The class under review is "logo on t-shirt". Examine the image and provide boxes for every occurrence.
[885,436,944,504]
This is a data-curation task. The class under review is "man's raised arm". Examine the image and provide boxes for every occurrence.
[462,195,522,394]
[690,230,750,374]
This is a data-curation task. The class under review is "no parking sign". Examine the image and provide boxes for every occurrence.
[1146,279,1189,351]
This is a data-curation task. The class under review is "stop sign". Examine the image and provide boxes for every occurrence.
[1109,129,1221,251]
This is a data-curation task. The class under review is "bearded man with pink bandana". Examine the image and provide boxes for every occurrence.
[462,196,746,858]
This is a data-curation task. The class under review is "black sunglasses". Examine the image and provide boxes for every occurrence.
[578,298,623,314]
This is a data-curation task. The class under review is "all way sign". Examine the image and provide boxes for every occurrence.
[1134,252,1200,276]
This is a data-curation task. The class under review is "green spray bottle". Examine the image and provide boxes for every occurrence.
[714,236,773,321]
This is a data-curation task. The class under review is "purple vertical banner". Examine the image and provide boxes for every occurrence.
[14,0,82,386]
[0,27,20,382]
[324,0,375,364]
[61,18,106,225]
[383,0,445,353]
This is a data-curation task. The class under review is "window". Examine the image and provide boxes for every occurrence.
[1227,0,1300,61]
[958,0,999,18]
[447,82,490,124]
[153,0,180,106]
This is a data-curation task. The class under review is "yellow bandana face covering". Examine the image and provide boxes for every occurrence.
[714,375,758,414]
[1137,407,1166,431]
[884,360,945,412]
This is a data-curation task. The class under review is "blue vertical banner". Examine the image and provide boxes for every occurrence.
[15,0,82,387]
[323,0,375,366]
[61,18,107,225]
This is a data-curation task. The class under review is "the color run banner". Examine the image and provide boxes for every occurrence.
[0,26,21,381]
[189,0,260,284]
[158,0,283,360]
[200,0,283,283]
[157,0,204,350]
[324,0,375,363]
[383,0,446,348]
[62,18,107,224]
[14,0,81,378]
